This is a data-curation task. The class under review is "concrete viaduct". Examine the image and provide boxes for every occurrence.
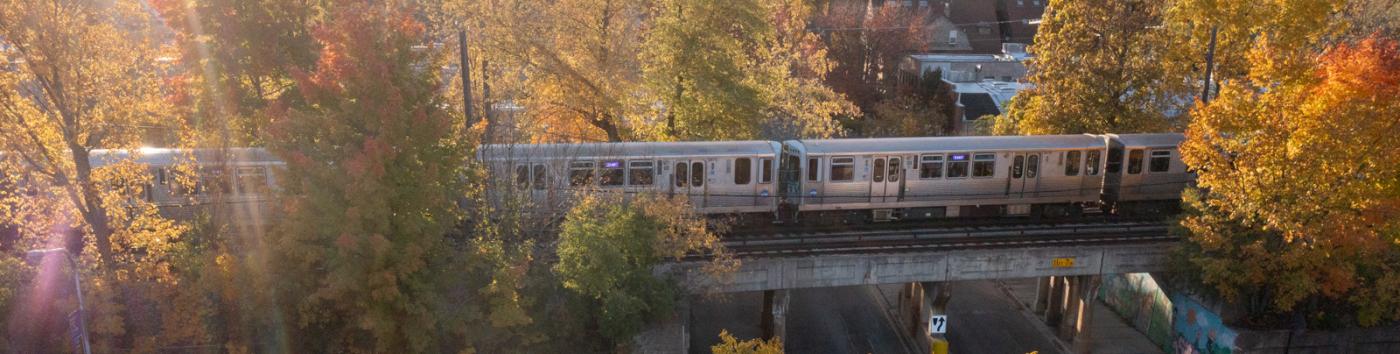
[637,224,1176,354]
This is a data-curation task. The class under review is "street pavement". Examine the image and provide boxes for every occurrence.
[939,281,1065,354]
[689,286,911,354]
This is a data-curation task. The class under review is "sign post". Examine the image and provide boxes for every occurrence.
[929,314,947,334]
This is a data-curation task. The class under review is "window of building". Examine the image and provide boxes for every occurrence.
[1027,155,1039,178]
[1017,0,1025,5]
[157,168,168,185]
[628,161,653,186]
[888,158,901,182]
[691,162,705,187]
[920,155,944,179]
[1012,155,1024,178]
[973,153,996,178]
[760,158,773,183]
[807,158,820,182]
[1149,150,1171,172]
[1086,150,1101,175]
[947,153,970,178]
[600,160,625,186]
[674,162,688,187]
[1065,151,1081,176]
[830,157,855,182]
[570,162,595,186]
[733,158,752,185]
[533,164,547,190]
[1127,150,1143,174]
[873,158,885,183]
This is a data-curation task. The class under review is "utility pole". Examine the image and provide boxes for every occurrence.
[481,59,493,144]
[1201,26,1218,104]
[459,28,475,133]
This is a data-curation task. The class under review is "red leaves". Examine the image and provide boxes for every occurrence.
[1315,35,1400,98]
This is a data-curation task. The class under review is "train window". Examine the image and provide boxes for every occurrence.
[1085,151,1101,175]
[1012,155,1024,178]
[692,162,705,187]
[1027,155,1039,178]
[628,161,653,186]
[600,160,625,186]
[888,158,901,182]
[972,153,996,178]
[1106,148,1123,173]
[872,159,885,182]
[569,162,595,186]
[1127,150,1143,174]
[734,158,752,185]
[533,164,548,190]
[830,157,855,182]
[760,158,773,183]
[515,165,530,190]
[920,155,943,179]
[1149,150,1171,172]
[675,162,688,187]
[947,154,969,178]
[236,167,269,194]
[199,168,231,195]
[1065,151,1081,176]
[807,158,820,182]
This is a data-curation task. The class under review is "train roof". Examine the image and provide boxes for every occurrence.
[89,148,279,167]
[478,141,780,161]
[789,135,1106,155]
[1107,134,1185,148]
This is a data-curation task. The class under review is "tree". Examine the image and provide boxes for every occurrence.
[0,1,203,349]
[862,69,956,137]
[642,0,769,140]
[747,0,855,140]
[1175,35,1400,327]
[813,2,928,116]
[554,193,733,345]
[151,0,321,146]
[1004,0,1185,135]
[711,330,783,354]
[262,1,468,351]
[472,0,648,142]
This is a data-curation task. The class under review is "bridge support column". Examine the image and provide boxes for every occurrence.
[760,289,789,340]
[1070,276,1102,354]
[897,282,951,354]
[1044,276,1067,328]
[1034,276,1052,314]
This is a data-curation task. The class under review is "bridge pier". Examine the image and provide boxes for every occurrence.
[897,282,952,353]
[760,289,789,340]
[1034,275,1102,353]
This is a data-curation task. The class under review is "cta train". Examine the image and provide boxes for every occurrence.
[33,134,1189,225]
[478,133,1193,223]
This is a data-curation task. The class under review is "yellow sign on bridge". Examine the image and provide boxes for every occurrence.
[1052,257,1075,268]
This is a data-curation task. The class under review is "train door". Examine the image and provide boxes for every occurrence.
[671,160,707,208]
[868,156,903,203]
[1006,152,1042,198]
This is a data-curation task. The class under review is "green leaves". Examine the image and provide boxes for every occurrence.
[554,193,731,344]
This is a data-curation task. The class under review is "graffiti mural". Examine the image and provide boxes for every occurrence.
[1170,293,1238,354]
[1098,273,1175,352]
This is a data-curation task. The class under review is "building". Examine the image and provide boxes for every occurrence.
[903,42,1030,82]
[950,79,1028,135]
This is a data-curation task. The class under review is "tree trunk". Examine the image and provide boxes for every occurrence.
[67,147,116,269]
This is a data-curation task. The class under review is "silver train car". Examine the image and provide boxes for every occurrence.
[2,134,1189,228]
[481,133,1193,223]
